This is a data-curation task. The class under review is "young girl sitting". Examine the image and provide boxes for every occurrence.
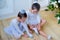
[26,2,52,40]
[4,9,33,40]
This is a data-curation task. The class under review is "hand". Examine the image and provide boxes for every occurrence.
[32,25,38,27]
[37,24,41,31]
[23,34,28,38]
[30,25,35,29]
[22,33,24,35]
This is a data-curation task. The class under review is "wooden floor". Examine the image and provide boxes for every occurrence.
[0,10,60,40]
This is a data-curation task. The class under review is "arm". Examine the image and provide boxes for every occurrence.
[21,23,30,33]
[13,23,24,35]
[28,24,35,29]
[37,23,41,31]
[21,23,33,38]
[37,14,41,30]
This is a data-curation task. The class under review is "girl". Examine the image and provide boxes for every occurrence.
[26,2,52,40]
[4,9,33,40]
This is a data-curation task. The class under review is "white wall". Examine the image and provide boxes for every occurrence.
[14,0,32,15]
[0,0,32,20]
[0,0,14,19]
[38,0,50,10]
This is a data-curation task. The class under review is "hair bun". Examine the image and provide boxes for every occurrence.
[33,1,38,3]
[20,9,26,14]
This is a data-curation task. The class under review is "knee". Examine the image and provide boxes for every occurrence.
[43,20,46,23]
[42,19,46,24]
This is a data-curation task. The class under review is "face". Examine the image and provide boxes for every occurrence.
[32,8,39,14]
[21,17,27,22]
[18,17,27,22]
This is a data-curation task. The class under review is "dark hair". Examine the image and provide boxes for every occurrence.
[18,11,27,19]
[32,3,40,11]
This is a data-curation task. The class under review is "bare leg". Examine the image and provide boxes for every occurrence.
[37,19,48,38]
[22,23,33,38]
[39,30,47,38]
[37,19,46,31]
[39,30,52,40]
[40,19,46,27]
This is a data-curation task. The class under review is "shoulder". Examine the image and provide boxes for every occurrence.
[11,18,17,24]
